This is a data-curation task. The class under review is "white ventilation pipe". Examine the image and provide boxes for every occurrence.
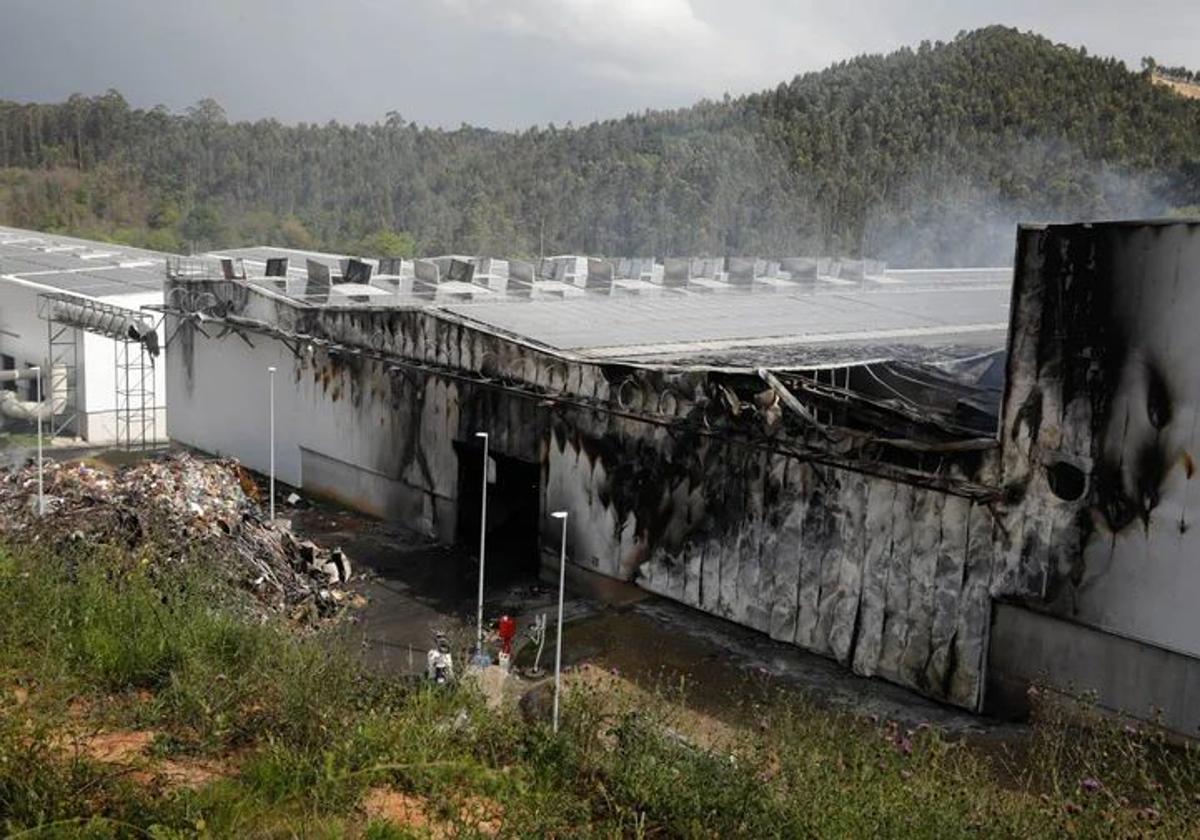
[0,368,63,421]
[48,299,159,357]
[0,389,52,422]
[0,369,37,384]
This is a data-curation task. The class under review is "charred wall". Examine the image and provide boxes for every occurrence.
[546,411,996,708]
[164,277,1000,709]
[997,221,1200,663]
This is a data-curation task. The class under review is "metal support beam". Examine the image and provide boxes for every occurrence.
[757,368,833,439]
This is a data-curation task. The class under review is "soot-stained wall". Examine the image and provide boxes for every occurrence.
[544,406,996,709]
[165,278,998,709]
[997,221,1200,658]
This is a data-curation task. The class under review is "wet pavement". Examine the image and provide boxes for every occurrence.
[289,498,1023,738]
[287,505,577,675]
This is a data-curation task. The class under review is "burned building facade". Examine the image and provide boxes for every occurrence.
[989,221,1200,734]
[162,225,1200,731]
[164,251,1009,710]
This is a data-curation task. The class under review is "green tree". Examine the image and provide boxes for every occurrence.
[278,216,316,250]
[180,204,227,251]
[353,229,417,257]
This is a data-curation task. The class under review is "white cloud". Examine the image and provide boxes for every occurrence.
[437,0,733,87]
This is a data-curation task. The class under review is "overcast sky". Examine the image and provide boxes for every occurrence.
[1,0,1196,129]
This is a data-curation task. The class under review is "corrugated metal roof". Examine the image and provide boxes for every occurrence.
[442,277,1011,365]
[0,226,166,298]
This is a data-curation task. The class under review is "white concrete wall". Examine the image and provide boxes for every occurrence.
[0,278,54,377]
[165,316,461,536]
[78,291,167,413]
[77,291,168,442]
[166,320,302,483]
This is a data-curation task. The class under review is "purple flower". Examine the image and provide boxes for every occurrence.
[1081,777,1103,794]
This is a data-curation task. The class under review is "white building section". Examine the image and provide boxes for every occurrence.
[0,225,167,445]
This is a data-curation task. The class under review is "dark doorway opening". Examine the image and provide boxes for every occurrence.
[455,442,541,587]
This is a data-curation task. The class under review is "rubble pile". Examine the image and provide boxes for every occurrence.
[0,452,351,617]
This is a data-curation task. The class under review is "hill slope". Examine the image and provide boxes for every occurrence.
[1,26,1198,266]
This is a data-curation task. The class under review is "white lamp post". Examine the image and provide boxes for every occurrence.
[550,510,569,733]
[31,365,43,516]
[268,366,276,522]
[474,431,489,662]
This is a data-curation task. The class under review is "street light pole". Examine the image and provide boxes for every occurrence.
[474,431,489,662]
[550,510,569,734]
[32,366,43,516]
[268,366,276,522]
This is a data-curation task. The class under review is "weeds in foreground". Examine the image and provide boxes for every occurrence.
[1,539,1199,837]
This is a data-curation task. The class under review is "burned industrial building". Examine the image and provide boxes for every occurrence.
[1,216,1191,736]
[156,223,1200,734]
[160,247,1013,712]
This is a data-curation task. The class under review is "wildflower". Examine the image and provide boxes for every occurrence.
[1081,778,1103,794]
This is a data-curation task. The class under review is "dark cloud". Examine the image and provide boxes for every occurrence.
[0,0,1196,128]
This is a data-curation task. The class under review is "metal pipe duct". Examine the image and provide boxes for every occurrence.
[0,368,65,422]
[49,299,160,357]
[0,369,36,383]
[0,390,53,422]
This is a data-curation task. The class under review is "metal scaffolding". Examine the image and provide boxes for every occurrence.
[45,317,79,438]
[114,336,156,450]
[37,293,161,449]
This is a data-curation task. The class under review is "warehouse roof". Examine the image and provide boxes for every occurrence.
[444,281,1010,366]
[0,225,166,299]
[180,245,1013,368]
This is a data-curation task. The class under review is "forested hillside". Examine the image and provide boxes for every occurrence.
[2,26,1199,266]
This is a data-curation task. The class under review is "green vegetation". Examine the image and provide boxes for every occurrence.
[1143,57,1200,84]
[0,431,41,451]
[2,27,1199,265]
[3,535,1200,837]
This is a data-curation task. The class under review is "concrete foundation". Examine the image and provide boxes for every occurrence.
[988,602,1200,735]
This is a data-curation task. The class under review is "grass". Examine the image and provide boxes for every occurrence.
[0,431,41,451]
[1,537,1199,837]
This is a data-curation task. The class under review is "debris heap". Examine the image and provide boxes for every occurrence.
[0,452,350,618]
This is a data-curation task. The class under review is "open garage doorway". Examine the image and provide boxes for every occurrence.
[455,441,542,587]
